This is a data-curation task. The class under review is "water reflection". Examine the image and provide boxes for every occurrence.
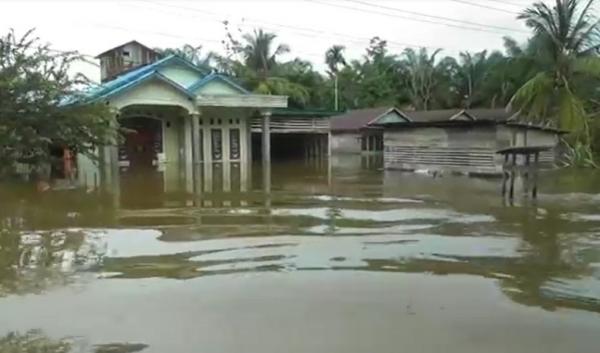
[1,156,600,351]
[0,330,148,353]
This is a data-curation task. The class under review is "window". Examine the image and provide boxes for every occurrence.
[122,50,130,57]
[230,129,240,160]
[211,129,223,161]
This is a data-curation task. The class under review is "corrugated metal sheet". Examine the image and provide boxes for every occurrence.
[330,107,394,132]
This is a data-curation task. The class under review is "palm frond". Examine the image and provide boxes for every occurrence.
[509,72,554,122]
[573,56,600,76]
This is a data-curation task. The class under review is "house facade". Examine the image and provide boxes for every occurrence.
[78,41,287,195]
[330,107,408,154]
[377,109,564,175]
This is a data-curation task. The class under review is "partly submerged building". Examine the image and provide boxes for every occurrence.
[77,41,287,193]
[330,107,408,154]
[376,109,565,175]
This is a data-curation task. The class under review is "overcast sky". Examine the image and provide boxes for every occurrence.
[1,0,543,82]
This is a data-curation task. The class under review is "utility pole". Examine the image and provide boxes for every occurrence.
[334,74,339,111]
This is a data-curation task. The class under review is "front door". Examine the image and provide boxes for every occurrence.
[121,117,162,170]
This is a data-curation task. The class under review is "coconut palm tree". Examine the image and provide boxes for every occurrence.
[401,47,443,111]
[325,45,347,111]
[156,44,215,69]
[240,29,290,80]
[510,0,600,159]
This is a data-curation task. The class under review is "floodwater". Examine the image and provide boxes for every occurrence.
[1,156,599,353]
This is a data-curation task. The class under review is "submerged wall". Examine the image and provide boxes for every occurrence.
[384,126,500,174]
[331,132,361,154]
[383,125,561,175]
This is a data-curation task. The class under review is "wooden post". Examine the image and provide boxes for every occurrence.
[501,153,509,197]
[524,153,531,197]
[532,152,539,199]
[509,152,516,200]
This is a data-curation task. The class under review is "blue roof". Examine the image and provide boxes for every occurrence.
[83,55,227,102]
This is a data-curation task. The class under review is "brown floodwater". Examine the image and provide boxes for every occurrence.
[1,156,599,353]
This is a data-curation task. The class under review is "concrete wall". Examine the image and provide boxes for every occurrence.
[331,132,361,154]
[195,80,243,95]
[109,79,196,112]
[159,65,203,88]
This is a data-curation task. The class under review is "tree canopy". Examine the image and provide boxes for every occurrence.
[0,29,116,179]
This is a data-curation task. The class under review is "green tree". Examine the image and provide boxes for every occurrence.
[219,27,311,108]
[510,0,600,164]
[325,45,347,111]
[155,44,215,68]
[239,29,290,80]
[401,47,444,110]
[0,29,116,180]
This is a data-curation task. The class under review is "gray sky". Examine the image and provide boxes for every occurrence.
[0,0,541,82]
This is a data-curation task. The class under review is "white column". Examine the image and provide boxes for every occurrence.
[191,112,201,195]
[261,110,271,196]
[184,114,194,193]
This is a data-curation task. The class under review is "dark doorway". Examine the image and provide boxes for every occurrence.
[120,117,163,170]
[252,133,325,161]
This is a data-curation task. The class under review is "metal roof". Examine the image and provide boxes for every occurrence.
[81,55,252,103]
[330,107,410,131]
[403,108,516,123]
[95,40,157,59]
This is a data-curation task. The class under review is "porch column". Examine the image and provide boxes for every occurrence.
[191,111,202,195]
[261,110,272,198]
[184,114,194,193]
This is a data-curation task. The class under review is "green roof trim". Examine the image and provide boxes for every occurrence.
[272,108,339,118]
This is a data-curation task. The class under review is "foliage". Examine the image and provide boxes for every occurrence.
[155,43,215,69]
[510,0,600,159]
[0,29,116,179]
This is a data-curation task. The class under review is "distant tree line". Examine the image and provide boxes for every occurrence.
[0,0,599,179]
[158,0,600,165]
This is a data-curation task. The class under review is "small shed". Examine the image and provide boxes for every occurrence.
[330,107,410,154]
[376,109,566,175]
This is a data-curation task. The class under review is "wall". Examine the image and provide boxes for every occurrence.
[331,132,362,154]
[384,126,500,174]
[159,66,203,89]
[109,79,195,112]
[77,152,100,189]
[498,126,559,165]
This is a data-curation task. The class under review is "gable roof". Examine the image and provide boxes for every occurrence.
[84,55,211,102]
[331,107,410,131]
[403,108,515,123]
[187,72,250,94]
[96,40,157,59]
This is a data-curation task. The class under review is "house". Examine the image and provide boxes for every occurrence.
[251,108,336,160]
[77,41,287,194]
[96,40,160,83]
[376,108,565,175]
[330,107,409,154]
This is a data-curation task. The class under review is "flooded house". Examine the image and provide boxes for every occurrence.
[376,109,565,175]
[330,107,409,154]
[77,40,288,194]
